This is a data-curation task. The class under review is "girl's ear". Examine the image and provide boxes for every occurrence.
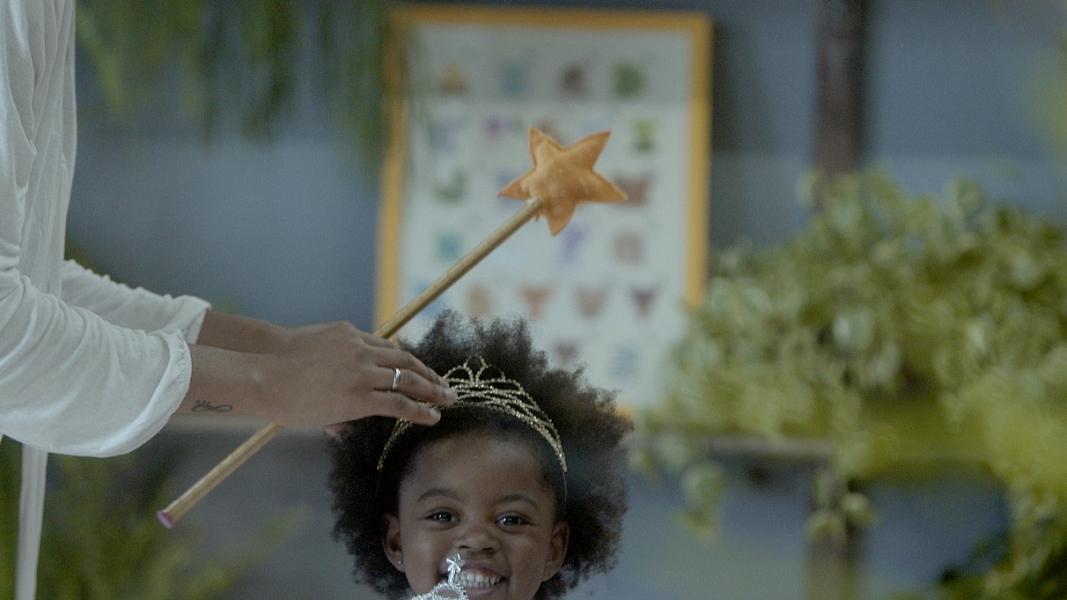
[542,521,570,581]
[382,514,406,573]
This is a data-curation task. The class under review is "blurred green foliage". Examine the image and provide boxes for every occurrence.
[634,169,1067,598]
[75,0,394,162]
[0,437,306,600]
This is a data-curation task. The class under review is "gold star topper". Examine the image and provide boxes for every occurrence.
[498,127,627,235]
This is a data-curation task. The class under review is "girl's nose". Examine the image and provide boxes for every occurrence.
[455,520,499,554]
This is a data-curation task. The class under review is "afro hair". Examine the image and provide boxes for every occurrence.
[327,311,632,599]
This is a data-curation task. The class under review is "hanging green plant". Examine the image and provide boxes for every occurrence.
[74,0,396,161]
[632,168,1067,597]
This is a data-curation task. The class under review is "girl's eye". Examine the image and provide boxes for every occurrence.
[428,511,455,523]
[497,514,528,527]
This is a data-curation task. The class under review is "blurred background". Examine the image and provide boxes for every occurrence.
[4,0,1067,598]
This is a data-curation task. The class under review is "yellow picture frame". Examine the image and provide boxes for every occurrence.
[376,4,711,407]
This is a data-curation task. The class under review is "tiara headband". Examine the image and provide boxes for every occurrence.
[376,357,568,476]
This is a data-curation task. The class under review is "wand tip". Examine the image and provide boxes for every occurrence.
[497,128,625,235]
[156,510,176,529]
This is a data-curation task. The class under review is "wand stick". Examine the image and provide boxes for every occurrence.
[157,198,544,528]
[158,126,625,528]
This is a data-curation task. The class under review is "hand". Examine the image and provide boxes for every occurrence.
[260,322,456,428]
[183,319,455,428]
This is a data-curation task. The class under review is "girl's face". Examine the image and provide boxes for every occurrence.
[383,434,569,600]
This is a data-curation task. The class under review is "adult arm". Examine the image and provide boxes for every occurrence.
[0,270,196,456]
[1,3,450,451]
[61,260,209,341]
[1,4,189,457]
[179,310,455,427]
[62,264,456,428]
[3,273,452,454]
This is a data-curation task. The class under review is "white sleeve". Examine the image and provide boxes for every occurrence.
[0,2,200,457]
[60,260,210,343]
[0,269,196,457]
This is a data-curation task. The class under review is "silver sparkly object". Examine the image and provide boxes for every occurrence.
[377,357,567,475]
[410,554,468,600]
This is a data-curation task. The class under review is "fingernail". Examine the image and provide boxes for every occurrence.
[444,388,457,403]
[429,407,442,421]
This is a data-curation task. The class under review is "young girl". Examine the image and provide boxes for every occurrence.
[328,311,631,600]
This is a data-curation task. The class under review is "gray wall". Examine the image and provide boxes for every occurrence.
[67,0,1063,598]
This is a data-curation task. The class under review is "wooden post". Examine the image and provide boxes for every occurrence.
[812,0,866,179]
[806,0,866,598]
[805,465,862,600]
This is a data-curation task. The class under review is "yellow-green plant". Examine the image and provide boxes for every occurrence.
[0,437,306,600]
[633,169,1067,598]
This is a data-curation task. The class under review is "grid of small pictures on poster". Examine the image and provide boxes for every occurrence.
[383,8,710,407]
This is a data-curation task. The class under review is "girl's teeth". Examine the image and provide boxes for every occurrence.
[456,572,500,588]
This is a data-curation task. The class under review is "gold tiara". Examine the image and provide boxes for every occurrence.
[376,357,567,474]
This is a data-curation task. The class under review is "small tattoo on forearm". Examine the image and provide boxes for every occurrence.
[192,400,233,413]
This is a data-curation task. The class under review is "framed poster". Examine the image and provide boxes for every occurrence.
[377,4,711,407]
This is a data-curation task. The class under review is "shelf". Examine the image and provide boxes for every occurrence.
[164,414,326,438]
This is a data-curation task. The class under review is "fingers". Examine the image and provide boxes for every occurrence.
[357,329,398,350]
[369,391,443,426]
[272,322,457,427]
[348,326,449,390]
[390,346,451,388]
[377,363,456,408]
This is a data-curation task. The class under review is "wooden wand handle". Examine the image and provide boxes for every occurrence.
[158,198,544,528]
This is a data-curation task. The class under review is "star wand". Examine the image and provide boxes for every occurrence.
[157,127,626,528]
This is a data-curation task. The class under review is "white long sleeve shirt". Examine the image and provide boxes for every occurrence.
[1,1,210,596]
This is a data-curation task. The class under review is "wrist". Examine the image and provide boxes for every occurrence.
[248,352,285,419]
[198,309,291,354]
[182,345,279,419]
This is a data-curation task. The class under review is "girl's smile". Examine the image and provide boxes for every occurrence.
[384,434,569,600]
